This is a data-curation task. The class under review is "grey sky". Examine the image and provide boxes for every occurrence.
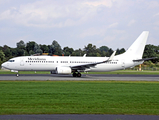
[0,0,159,50]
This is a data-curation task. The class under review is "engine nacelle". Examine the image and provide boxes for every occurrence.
[56,67,72,74]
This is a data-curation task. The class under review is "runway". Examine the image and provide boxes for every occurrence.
[0,114,159,120]
[0,74,159,81]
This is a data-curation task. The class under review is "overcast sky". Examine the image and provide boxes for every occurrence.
[0,0,159,50]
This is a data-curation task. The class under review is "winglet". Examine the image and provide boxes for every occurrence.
[83,54,86,57]
[108,51,116,61]
[102,51,116,63]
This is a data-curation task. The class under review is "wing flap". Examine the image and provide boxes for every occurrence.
[70,51,116,70]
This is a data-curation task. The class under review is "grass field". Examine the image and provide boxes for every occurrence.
[0,81,159,115]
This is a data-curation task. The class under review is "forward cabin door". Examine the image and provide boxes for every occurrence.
[20,58,24,66]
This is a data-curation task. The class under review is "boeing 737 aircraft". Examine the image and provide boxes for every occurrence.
[1,31,155,77]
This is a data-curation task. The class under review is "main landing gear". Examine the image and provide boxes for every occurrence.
[72,72,81,77]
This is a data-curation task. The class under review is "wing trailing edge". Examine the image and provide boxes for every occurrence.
[70,51,116,70]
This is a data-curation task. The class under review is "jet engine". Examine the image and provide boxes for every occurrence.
[55,67,72,74]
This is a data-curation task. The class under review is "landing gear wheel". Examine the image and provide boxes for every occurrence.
[77,72,81,77]
[73,72,77,77]
[16,73,19,77]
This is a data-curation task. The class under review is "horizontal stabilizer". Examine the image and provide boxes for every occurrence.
[133,57,157,62]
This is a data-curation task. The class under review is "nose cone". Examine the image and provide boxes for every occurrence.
[1,63,4,67]
[1,62,7,69]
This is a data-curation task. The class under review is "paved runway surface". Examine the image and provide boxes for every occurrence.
[0,74,159,81]
[0,114,159,120]
[1,74,159,120]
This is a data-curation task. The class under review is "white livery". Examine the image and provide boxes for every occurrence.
[2,31,154,77]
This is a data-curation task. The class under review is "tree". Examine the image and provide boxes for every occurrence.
[16,49,25,56]
[99,46,109,52]
[17,40,25,49]
[99,46,109,57]
[143,45,156,58]
[26,41,36,53]
[11,48,18,57]
[49,40,62,55]
[108,48,114,56]
[16,40,27,56]
[0,46,2,51]
[29,50,35,55]
[143,44,158,63]
[0,50,5,66]
[34,43,43,54]
[40,44,49,53]
[116,48,126,55]
[72,49,84,56]
[84,44,98,56]
[120,48,126,54]
[63,47,74,56]
[3,45,11,58]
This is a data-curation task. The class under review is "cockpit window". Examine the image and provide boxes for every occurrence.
[8,60,15,62]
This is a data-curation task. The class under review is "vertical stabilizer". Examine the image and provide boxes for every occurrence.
[124,31,149,59]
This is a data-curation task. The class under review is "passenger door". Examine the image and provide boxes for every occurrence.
[20,58,24,66]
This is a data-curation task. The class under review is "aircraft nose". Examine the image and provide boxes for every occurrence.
[1,62,6,68]
[1,63,4,67]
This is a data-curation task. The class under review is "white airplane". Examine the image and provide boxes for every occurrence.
[1,31,155,77]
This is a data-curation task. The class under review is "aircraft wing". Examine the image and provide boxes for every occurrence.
[133,57,157,62]
[70,51,116,70]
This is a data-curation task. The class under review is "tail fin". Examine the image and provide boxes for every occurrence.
[124,31,149,59]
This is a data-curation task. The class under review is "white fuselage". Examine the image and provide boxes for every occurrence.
[1,55,143,73]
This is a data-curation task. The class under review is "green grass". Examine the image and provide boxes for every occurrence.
[0,81,159,115]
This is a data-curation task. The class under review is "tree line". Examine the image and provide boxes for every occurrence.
[0,40,159,66]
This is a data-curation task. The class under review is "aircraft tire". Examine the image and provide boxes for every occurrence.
[16,73,19,77]
[73,72,77,77]
[77,72,81,77]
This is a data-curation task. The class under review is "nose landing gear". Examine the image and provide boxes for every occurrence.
[16,73,19,77]
[11,70,19,77]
